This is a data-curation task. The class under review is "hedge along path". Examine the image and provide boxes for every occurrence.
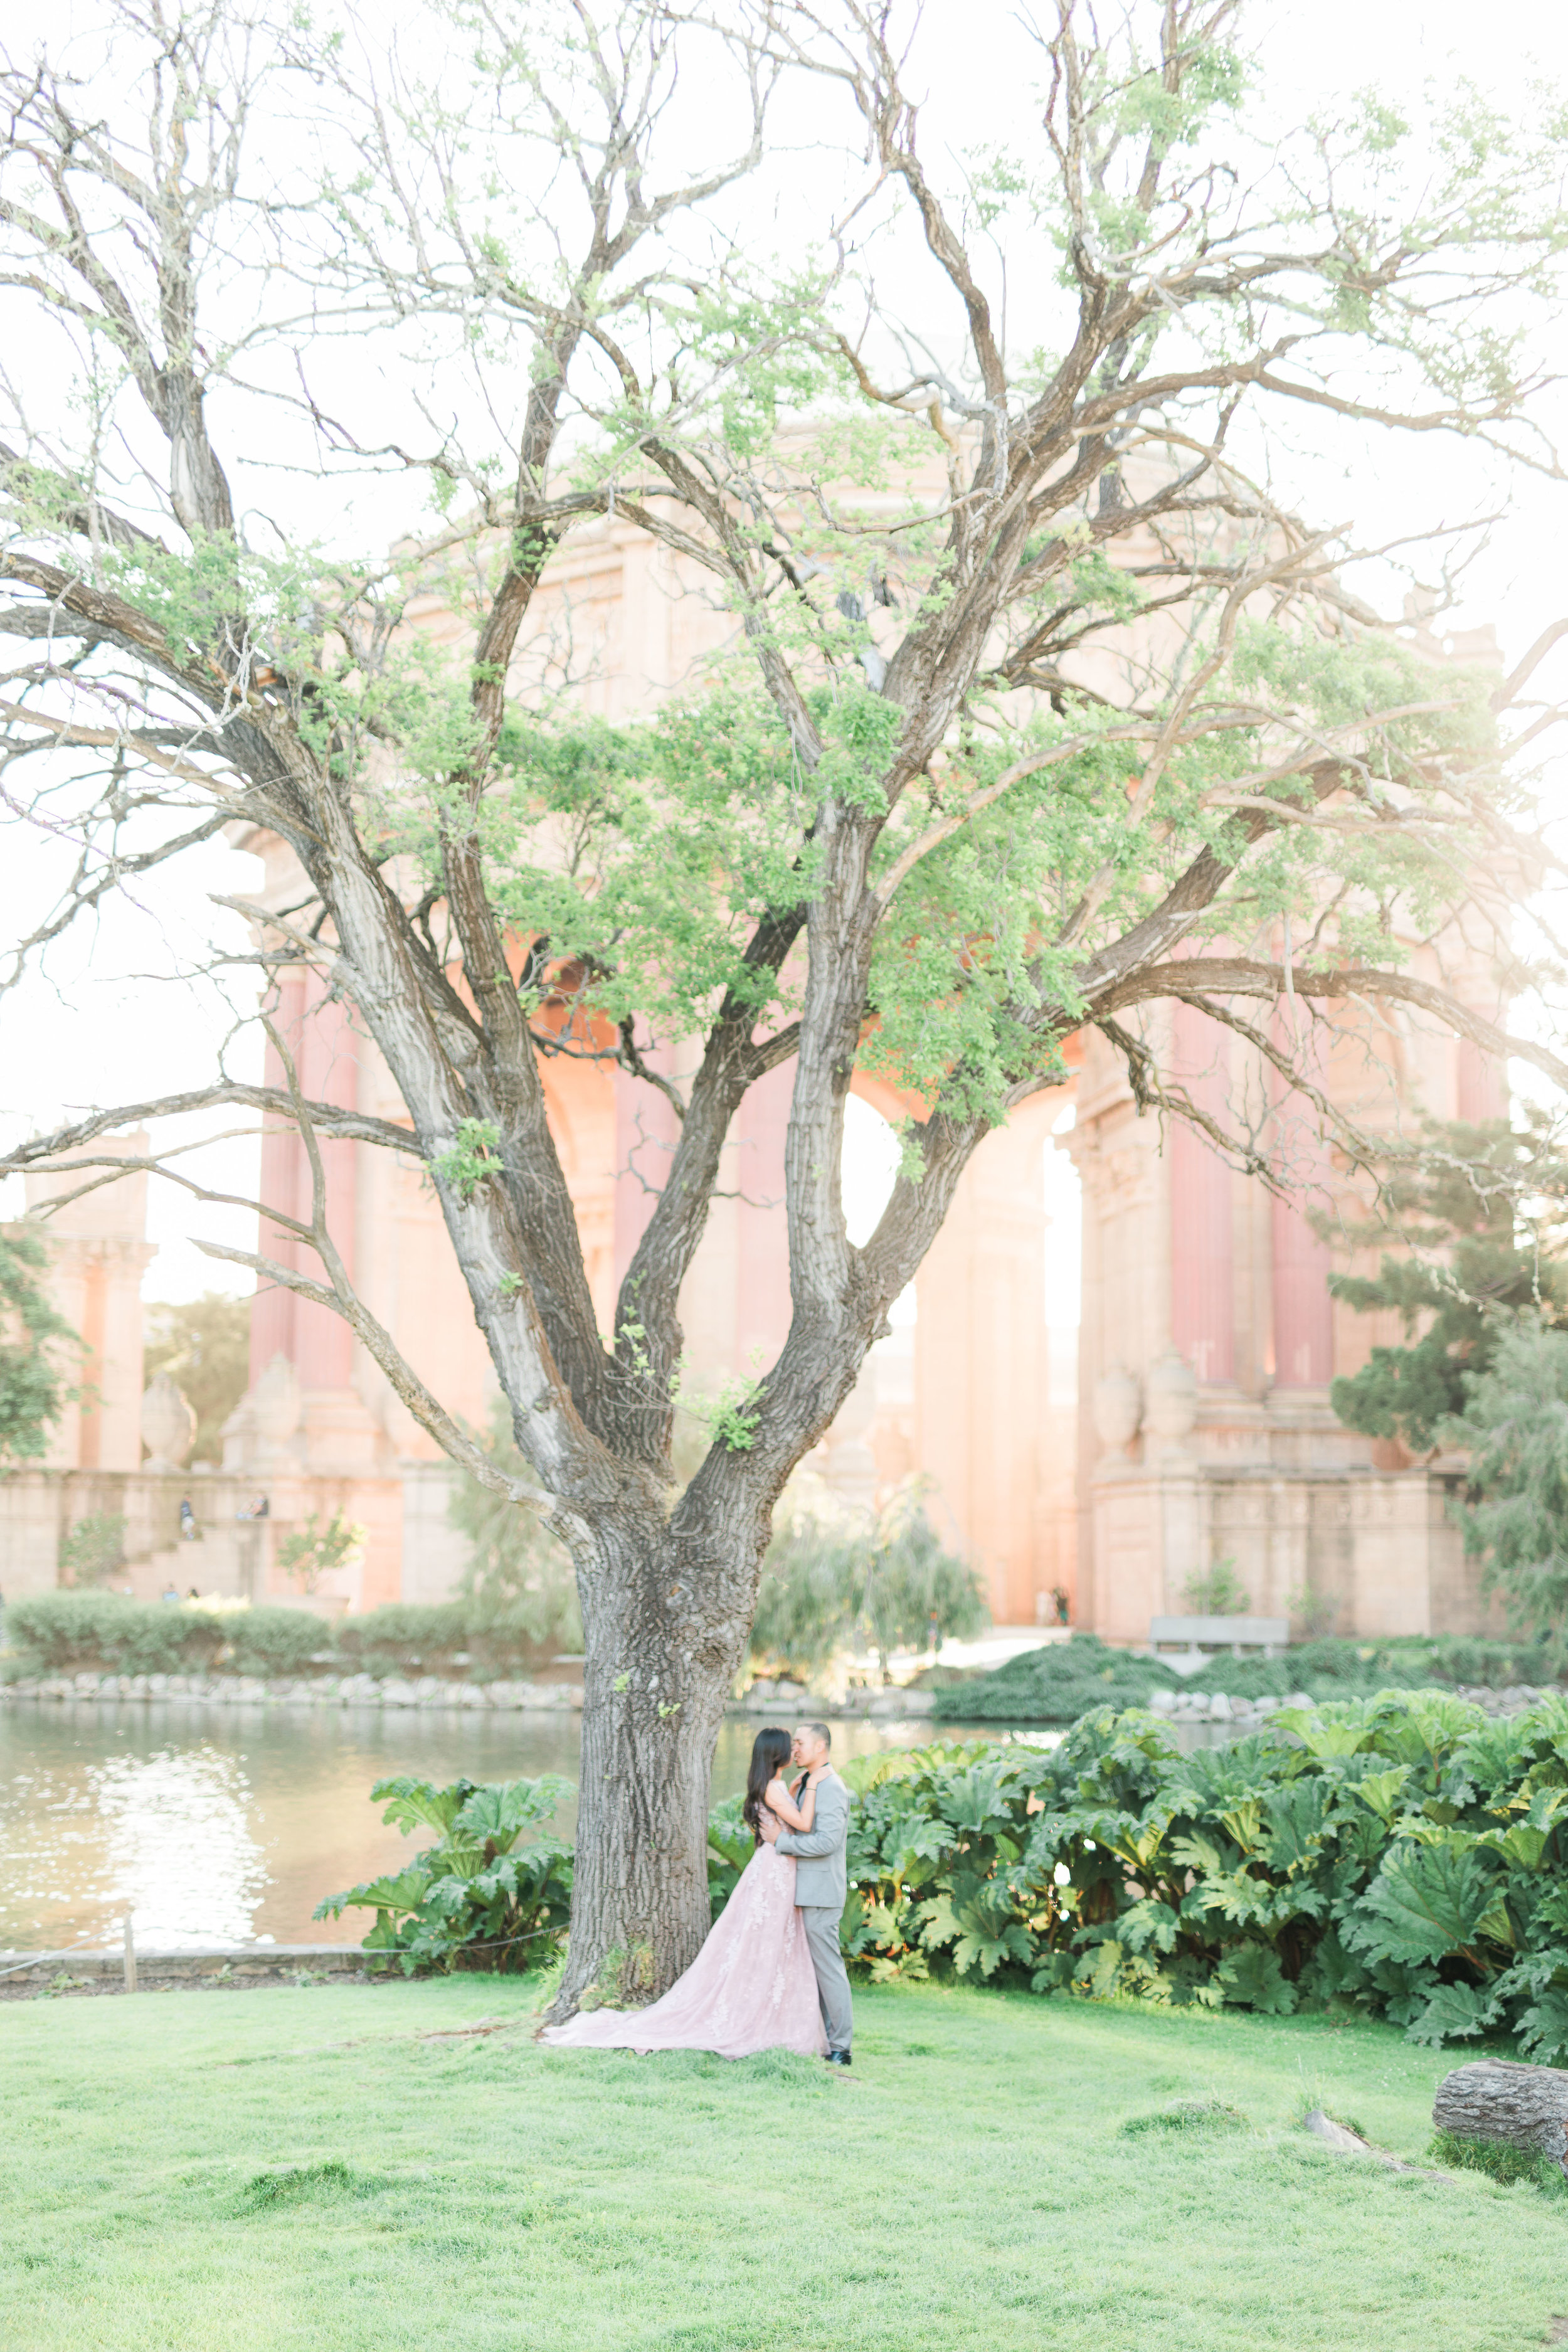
[1,1591,570,1680]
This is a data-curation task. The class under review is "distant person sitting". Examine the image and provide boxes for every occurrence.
[160,1582,180,1604]
[178,1498,198,1541]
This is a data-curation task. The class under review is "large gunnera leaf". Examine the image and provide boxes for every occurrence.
[1404,1981,1498,2046]
[1343,1840,1507,1967]
[1214,1943,1297,2015]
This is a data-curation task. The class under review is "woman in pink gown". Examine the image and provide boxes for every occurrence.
[539,1728,827,2060]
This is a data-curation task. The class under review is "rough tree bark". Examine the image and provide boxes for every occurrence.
[1433,2061,1568,2174]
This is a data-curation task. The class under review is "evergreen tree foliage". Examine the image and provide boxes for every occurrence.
[1329,1123,1567,1453]
[0,1229,77,1464]
[1447,1320,1568,1648]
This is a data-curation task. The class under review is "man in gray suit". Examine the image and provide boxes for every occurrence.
[758,1720,854,2068]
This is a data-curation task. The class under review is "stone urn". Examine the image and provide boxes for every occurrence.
[1144,1350,1199,1451]
[1093,1365,1142,1453]
[250,1352,303,1449]
[140,1372,196,1472]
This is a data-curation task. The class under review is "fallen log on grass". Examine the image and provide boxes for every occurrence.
[1433,2060,1568,2175]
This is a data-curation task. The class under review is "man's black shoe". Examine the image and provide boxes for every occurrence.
[825,2050,852,2069]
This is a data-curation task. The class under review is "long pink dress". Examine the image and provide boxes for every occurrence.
[539,1825,827,2060]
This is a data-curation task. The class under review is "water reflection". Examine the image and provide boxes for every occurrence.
[0,1704,946,1952]
[90,1746,268,1947]
[0,1703,1237,1952]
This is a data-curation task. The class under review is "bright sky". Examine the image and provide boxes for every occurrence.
[4,0,1567,1315]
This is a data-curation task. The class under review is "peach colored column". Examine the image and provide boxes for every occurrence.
[1269,1006,1333,1388]
[292,989,359,1389]
[1270,1185,1333,1386]
[1168,1002,1234,1384]
[250,970,361,1391]
[734,1059,793,1374]
[1457,1037,1505,1125]
[250,965,305,1382]
[612,1032,682,1298]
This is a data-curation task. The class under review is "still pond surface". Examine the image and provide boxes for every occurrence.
[0,1703,1041,1953]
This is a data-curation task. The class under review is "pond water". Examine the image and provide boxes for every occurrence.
[0,1703,1024,1954]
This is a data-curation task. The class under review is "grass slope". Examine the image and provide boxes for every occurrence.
[4,1976,1567,2351]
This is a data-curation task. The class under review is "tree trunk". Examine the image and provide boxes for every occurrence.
[1433,2061,1568,2174]
[544,1508,765,2021]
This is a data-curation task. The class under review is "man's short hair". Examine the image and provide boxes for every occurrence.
[799,1720,832,1751]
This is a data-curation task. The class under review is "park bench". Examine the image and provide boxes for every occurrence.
[1148,1615,1290,1676]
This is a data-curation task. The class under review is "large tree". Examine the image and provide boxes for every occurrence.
[3,0,1567,2010]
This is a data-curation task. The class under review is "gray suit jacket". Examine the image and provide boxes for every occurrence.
[775,1769,850,1910]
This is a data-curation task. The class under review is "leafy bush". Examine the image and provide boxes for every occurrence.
[934,1633,1182,1721]
[315,1773,573,1972]
[1182,1559,1251,1614]
[277,1508,366,1595]
[58,1513,127,1588]
[4,1589,583,1679]
[223,1608,331,1676]
[312,1695,1568,2063]
[834,1694,1568,2058]
[3,1591,225,1674]
[332,1599,568,1676]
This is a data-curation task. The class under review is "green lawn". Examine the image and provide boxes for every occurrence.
[5,1974,1568,2351]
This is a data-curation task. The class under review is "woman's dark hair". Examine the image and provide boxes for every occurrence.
[743,1727,793,1839]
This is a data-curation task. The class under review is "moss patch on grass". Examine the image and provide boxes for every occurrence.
[1429,2128,1568,2196]
[1119,2095,1253,2136]
[3,1976,1567,2349]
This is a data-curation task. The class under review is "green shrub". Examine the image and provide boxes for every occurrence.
[4,1591,223,1674]
[224,1608,331,1676]
[58,1513,127,1588]
[934,1633,1179,1721]
[315,1774,573,1972]
[6,1590,582,1680]
[937,1633,1568,1723]
[277,1508,367,1596]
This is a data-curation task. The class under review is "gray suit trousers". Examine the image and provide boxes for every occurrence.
[800,1905,853,2053]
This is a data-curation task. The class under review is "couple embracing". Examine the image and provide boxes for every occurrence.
[543,1722,853,2067]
